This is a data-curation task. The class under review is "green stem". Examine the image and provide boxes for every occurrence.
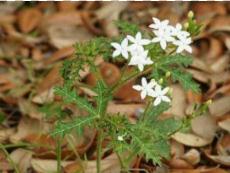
[96,130,103,173]
[0,143,20,173]
[56,136,62,173]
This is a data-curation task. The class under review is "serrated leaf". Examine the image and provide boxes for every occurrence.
[94,81,111,116]
[158,55,193,67]
[52,116,96,137]
[146,102,170,120]
[170,69,200,93]
[115,20,139,35]
[54,85,97,116]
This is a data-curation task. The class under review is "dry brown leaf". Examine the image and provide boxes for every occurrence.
[10,149,32,173]
[10,117,51,143]
[44,46,74,65]
[57,2,77,11]
[191,115,217,141]
[107,102,144,117]
[207,155,230,166]
[167,85,186,118]
[31,159,73,173]
[17,8,42,33]
[172,132,212,147]
[209,96,230,117]
[0,128,15,143]
[218,118,230,133]
[64,154,121,173]
[182,149,200,166]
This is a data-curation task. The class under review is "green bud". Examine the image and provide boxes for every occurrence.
[184,22,189,29]
[159,78,163,84]
[165,71,171,78]
[188,11,194,18]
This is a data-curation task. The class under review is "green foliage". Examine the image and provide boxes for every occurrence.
[75,37,112,60]
[115,20,139,35]
[60,59,84,82]
[52,115,96,137]
[0,111,5,124]
[170,68,200,93]
[158,55,193,67]
[54,84,97,117]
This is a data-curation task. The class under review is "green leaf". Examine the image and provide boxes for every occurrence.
[54,85,97,116]
[115,20,139,35]
[158,55,193,67]
[94,81,111,115]
[146,102,170,120]
[52,115,96,137]
[0,111,5,124]
[170,69,200,93]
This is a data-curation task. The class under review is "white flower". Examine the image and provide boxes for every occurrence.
[149,17,169,30]
[171,23,190,39]
[173,36,192,53]
[150,85,171,106]
[152,29,174,50]
[127,32,151,51]
[117,135,124,141]
[129,49,153,71]
[111,38,129,59]
[132,77,157,99]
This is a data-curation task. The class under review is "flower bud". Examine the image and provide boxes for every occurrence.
[166,71,171,78]
[184,22,189,29]
[188,11,194,18]
[159,78,163,84]
[206,99,212,105]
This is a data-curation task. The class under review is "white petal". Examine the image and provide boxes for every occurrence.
[152,37,160,43]
[132,85,142,91]
[140,39,151,45]
[160,40,167,50]
[138,64,144,71]
[162,87,169,94]
[141,77,147,86]
[149,80,156,88]
[111,43,121,50]
[149,24,156,29]
[162,96,171,102]
[152,17,160,24]
[155,84,162,93]
[147,89,155,97]
[121,38,128,47]
[185,45,192,53]
[136,32,142,41]
[154,97,161,106]
[112,50,120,57]
[127,35,136,43]
[141,90,147,99]
[176,46,184,53]
[121,50,129,59]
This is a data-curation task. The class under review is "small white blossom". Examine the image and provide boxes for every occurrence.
[132,77,157,99]
[149,17,169,30]
[117,135,124,141]
[127,32,151,51]
[111,38,129,59]
[170,23,190,38]
[173,36,192,53]
[152,29,174,50]
[150,85,171,106]
[129,49,153,71]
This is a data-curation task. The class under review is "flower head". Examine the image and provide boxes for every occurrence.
[152,29,174,50]
[111,38,129,59]
[132,77,157,99]
[173,36,192,53]
[129,49,153,71]
[127,32,151,51]
[150,85,171,106]
[149,17,169,30]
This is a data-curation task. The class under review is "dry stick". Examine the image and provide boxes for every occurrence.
[56,136,62,173]
[96,130,103,173]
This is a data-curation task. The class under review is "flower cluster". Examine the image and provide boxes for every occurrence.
[111,32,153,71]
[133,77,170,106]
[150,17,192,53]
[111,17,193,106]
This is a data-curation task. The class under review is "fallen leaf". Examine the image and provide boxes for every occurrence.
[172,132,212,147]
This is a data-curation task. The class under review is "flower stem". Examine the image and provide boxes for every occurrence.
[56,136,62,173]
[96,130,103,173]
